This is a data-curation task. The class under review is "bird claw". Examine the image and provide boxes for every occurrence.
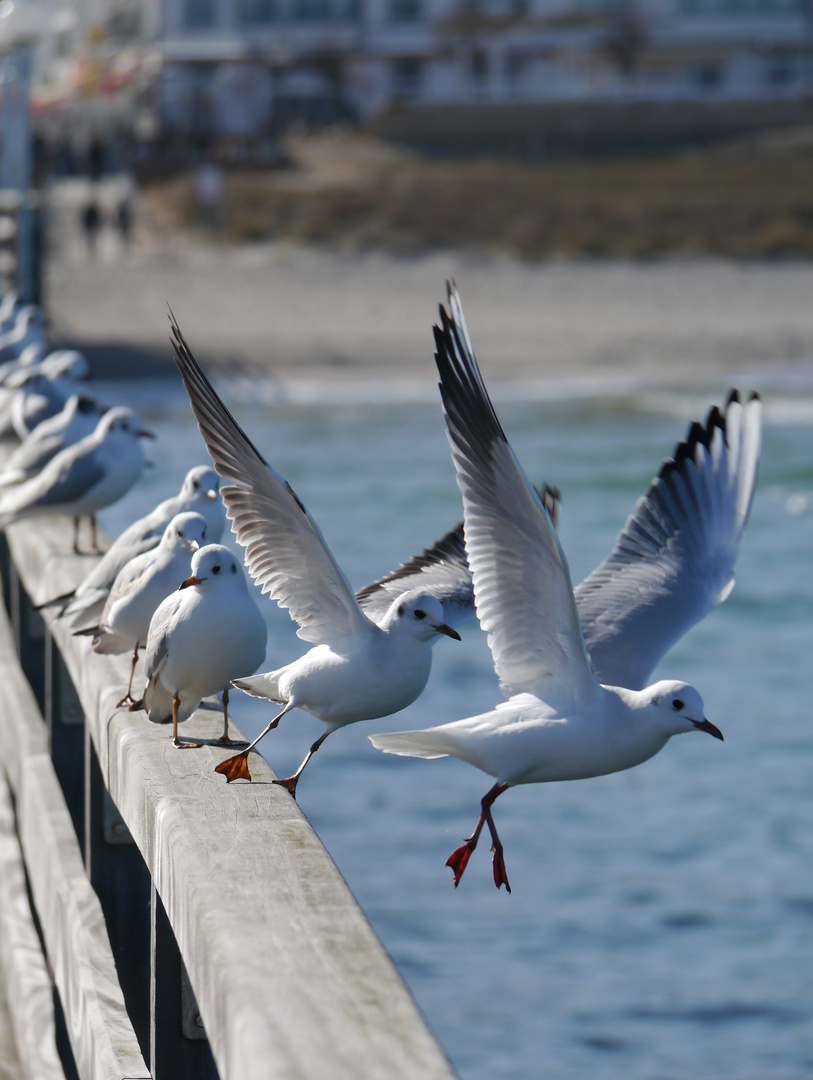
[116,693,136,708]
[215,751,252,782]
[445,841,475,888]
[173,737,201,749]
[272,775,298,799]
[215,734,236,747]
[491,846,511,894]
[128,699,145,712]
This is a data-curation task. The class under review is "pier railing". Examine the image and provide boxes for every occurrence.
[0,489,458,1080]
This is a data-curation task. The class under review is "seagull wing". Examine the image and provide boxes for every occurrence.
[356,484,559,627]
[170,317,371,648]
[436,285,598,709]
[0,437,105,519]
[356,521,474,626]
[575,390,762,690]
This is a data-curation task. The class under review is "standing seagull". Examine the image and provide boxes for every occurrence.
[370,286,760,892]
[84,511,209,705]
[0,394,107,487]
[169,319,461,795]
[42,464,224,620]
[0,406,154,554]
[138,545,268,747]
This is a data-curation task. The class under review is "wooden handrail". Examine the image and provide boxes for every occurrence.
[0,499,458,1080]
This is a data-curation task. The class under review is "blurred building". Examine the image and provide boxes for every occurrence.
[157,0,813,136]
[7,0,813,141]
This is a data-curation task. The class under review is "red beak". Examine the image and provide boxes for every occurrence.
[692,717,724,741]
[180,576,202,589]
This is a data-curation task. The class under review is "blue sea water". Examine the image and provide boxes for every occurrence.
[99,376,813,1080]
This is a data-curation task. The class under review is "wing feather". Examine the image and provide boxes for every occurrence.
[169,317,370,647]
[575,391,762,689]
[435,285,597,709]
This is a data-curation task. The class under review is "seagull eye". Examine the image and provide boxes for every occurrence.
[177,530,183,537]
[414,609,426,620]
[212,565,221,574]
[397,604,405,617]
[672,698,684,711]
[193,480,199,489]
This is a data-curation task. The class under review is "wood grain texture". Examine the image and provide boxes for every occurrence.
[4,510,458,1080]
[0,527,150,1080]
[0,774,64,1080]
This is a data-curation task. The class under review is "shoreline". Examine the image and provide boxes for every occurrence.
[47,241,813,386]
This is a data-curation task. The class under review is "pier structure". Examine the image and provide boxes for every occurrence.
[0,468,458,1080]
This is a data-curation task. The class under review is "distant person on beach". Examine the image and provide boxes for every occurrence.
[117,197,134,248]
[195,162,224,233]
[81,200,101,256]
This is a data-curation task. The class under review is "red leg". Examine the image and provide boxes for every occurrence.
[215,686,234,746]
[445,782,510,891]
[116,643,140,707]
[173,692,200,749]
[72,516,82,555]
[272,729,331,800]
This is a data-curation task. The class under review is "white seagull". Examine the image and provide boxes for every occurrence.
[0,406,155,554]
[82,511,209,706]
[12,350,91,439]
[41,464,224,621]
[170,318,461,795]
[138,545,268,748]
[370,286,760,892]
[0,394,108,487]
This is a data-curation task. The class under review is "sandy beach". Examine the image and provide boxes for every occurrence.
[45,236,813,389]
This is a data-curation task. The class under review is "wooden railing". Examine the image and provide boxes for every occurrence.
[0,495,458,1080]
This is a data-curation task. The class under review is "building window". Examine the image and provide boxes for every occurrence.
[391,57,422,98]
[184,0,216,27]
[292,0,332,18]
[503,52,526,89]
[390,0,421,21]
[694,62,724,89]
[471,50,488,91]
[238,0,277,22]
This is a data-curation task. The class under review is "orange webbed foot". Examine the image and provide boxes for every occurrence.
[445,841,475,888]
[491,846,511,894]
[215,751,252,782]
[272,776,298,799]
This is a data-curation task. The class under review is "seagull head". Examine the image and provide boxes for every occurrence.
[97,406,156,440]
[646,680,723,741]
[181,464,220,501]
[180,544,244,591]
[385,590,461,644]
[161,511,208,554]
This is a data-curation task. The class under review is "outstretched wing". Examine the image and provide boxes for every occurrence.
[356,484,560,627]
[170,317,370,648]
[575,391,762,689]
[435,284,598,709]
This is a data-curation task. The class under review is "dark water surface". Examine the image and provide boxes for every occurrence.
[100,378,813,1080]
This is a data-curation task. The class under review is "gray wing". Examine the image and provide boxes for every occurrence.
[435,285,598,709]
[170,317,371,648]
[575,390,762,690]
[356,485,560,627]
[2,440,104,515]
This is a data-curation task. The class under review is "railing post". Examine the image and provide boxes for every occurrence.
[44,632,85,850]
[84,730,152,1061]
[150,883,219,1080]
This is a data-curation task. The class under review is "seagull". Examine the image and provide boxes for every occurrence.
[11,351,91,439]
[0,304,47,364]
[370,285,760,892]
[81,511,209,705]
[136,545,268,748]
[169,318,461,795]
[0,406,155,555]
[40,464,224,621]
[0,394,108,487]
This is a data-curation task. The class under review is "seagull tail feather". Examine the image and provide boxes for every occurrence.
[369,730,451,760]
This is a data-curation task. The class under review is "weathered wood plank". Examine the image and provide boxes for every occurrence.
[6,511,459,1080]
[0,773,65,1080]
[0,569,150,1080]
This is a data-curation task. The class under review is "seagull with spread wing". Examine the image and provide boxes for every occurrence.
[170,318,461,796]
[370,284,760,893]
